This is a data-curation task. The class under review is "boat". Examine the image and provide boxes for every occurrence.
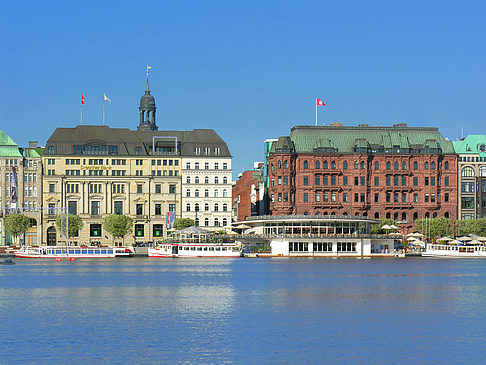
[422,240,486,258]
[14,246,132,258]
[148,226,241,258]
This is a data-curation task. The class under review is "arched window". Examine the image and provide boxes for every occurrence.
[323,161,328,169]
[186,203,191,211]
[284,161,288,169]
[386,212,391,219]
[374,212,379,219]
[214,203,219,212]
[223,189,228,197]
[222,218,227,227]
[360,161,365,169]
[402,212,406,221]
[445,212,449,218]
[402,161,406,170]
[355,212,359,216]
[425,162,429,170]
[204,189,209,197]
[462,166,474,177]
[363,212,368,217]
[323,211,328,215]
[195,203,199,211]
[413,212,418,221]
[354,161,359,169]
[223,203,228,211]
[195,176,200,184]
[186,189,191,197]
[331,161,336,169]
[215,176,219,184]
[315,161,320,169]
[205,203,209,211]
[342,212,347,216]
[223,176,228,184]
[214,218,220,227]
[271,163,274,171]
[394,212,398,220]
[394,162,399,170]
[186,176,191,184]
[431,161,436,170]
[315,211,320,215]
[330,212,336,216]
[204,176,209,184]
[386,162,391,170]
[433,212,437,218]
[278,160,282,169]
[214,190,219,197]
[204,218,209,226]
[444,161,449,170]
[425,212,430,218]
[374,161,379,170]
[343,161,348,170]
[413,161,418,170]
[195,189,199,197]
[480,166,486,177]
[195,218,199,227]
[303,161,308,169]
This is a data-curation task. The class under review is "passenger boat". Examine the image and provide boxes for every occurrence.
[422,239,486,258]
[148,226,241,258]
[14,246,132,258]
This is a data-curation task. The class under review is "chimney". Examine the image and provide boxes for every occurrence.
[29,141,38,149]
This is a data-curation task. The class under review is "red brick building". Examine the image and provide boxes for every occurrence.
[266,124,458,230]
[232,164,264,221]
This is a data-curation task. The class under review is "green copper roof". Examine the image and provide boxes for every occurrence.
[273,124,455,155]
[0,130,22,157]
[452,135,486,154]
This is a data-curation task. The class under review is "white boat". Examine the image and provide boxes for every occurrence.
[148,242,241,258]
[422,243,486,258]
[14,246,132,258]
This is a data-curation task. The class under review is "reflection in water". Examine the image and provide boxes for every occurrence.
[1,258,486,363]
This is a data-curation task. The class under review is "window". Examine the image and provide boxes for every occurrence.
[386,176,391,186]
[445,176,449,186]
[186,203,191,211]
[169,184,176,194]
[204,218,209,226]
[90,224,102,237]
[413,193,418,203]
[284,176,289,185]
[169,204,175,212]
[343,193,348,202]
[323,176,328,185]
[402,161,406,170]
[425,162,429,170]
[137,184,143,193]
[360,176,365,186]
[343,176,348,186]
[374,161,379,170]
[402,193,407,203]
[354,161,359,169]
[315,175,320,185]
[413,161,418,170]
[136,204,143,215]
[223,189,228,197]
[394,162,398,170]
[186,189,190,197]
[204,176,209,184]
[153,224,163,237]
[331,161,336,169]
[401,176,407,186]
[462,166,474,177]
[386,162,391,170]
[303,193,308,202]
[214,163,219,170]
[68,201,77,215]
[445,193,449,203]
[374,193,379,203]
[114,201,123,215]
[49,183,55,193]
[360,161,365,169]
[343,161,348,170]
[135,224,144,237]
[205,189,209,197]
[331,176,336,186]
[394,176,399,186]
[413,177,418,186]
[431,177,436,186]
[155,184,161,194]
[444,161,449,170]
[315,192,321,202]
[303,176,308,186]
[91,201,100,215]
[223,203,228,211]
[214,203,219,212]
[195,189,200,197]
[315,161,320,169]
[431,161,436,170]
[205,162,209,170]
[223,176,228,184]
[205,203,209,211]
[223,162,228,169]
[323,161,328,169]
[425,177,429,186]
[155,203,161,216]
[303,161,308,169]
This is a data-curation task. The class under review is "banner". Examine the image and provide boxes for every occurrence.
[166,211,176,229]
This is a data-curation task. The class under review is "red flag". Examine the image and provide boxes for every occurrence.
[81,94,85,105]
[316,98,325,106]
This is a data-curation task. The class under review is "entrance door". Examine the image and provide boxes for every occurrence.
[47,226,57,246]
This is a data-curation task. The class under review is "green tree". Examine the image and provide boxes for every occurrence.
[56,214,83,238]
[173,218,195,230]
[370,219,396,234]
[103,214,133,243]
[4,214,31,244]
[414,217,452,238]
[455,219,486,237]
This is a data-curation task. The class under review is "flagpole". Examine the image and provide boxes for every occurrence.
[103,97,105,126]
[315,98,318,126]
[81,103,83,125]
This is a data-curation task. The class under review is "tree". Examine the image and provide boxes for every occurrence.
[414,217,452,238]
[103,214,133,243]
[173,218,195,230]
[4,214,31,245]
[455,219,486,237]
[56,214,83,238]
[370,219,396,234]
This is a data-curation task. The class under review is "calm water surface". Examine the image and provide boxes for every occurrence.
[1,258,486,364]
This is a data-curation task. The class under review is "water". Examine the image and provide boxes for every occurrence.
[1,258,486,364]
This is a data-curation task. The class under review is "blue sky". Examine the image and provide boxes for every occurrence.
[1,0,485,175]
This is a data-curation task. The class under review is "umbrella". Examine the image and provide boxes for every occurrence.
[457,236,472,242]
[406,232,417,238]
[381,224,391,229]
[412,232,424,238]
[469,240,481,245]
[236,224,252,229]
[406,236,418,241]
[476,237,486,242]
[389,225,399,230]
[437,237,452,242]
[449,239,461,244]
[389,232,402,236]
[412,240,425,247]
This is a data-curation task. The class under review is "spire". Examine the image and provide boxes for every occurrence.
[138,66,158,131]
[146,74,150,94]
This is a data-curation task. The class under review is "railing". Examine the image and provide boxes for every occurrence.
[245,214,378,221]
[233,233,396,239]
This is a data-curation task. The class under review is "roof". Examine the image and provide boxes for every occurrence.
[44,125,232,157]
[452,135,486,154]
[269,124,455,155]
[0,130,22,157]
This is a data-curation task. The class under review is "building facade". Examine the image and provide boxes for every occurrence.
[232,163,264,222]
[0,133,43,246]
[452,135,486,220]
[266,123,458,230]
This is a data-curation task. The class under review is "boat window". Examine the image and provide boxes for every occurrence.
[82,249,87,254]
[223,247,227,251]
[203,247,208,251]
[191,247,196,251]
[209,247,214,251]
[197,247,202,251]
[216,247,221,251]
